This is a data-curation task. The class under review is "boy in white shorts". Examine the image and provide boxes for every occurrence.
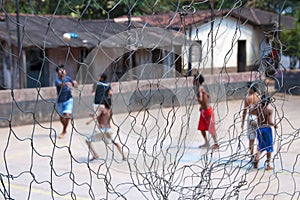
[241,81,260,162]
[86,99,126,161]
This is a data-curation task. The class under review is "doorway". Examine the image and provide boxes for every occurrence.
[26,49,49,88]
[237,40,246,72]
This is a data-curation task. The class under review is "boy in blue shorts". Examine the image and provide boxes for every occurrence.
[55,65,78,139]
[253,95,278,170]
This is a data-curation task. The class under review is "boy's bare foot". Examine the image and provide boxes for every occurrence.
[250,155,255,163]
[265,165,273,171]
[199,143,209,148]
[211,144,219,150]
[58,132,66,139]
[253,159,258,169]
[89,156,99,162]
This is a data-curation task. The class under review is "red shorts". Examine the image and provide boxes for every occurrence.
[198,107,216,134]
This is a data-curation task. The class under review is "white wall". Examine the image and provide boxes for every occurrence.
[186,17,263,72]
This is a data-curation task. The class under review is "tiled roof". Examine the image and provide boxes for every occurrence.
[228,7,294,29]
[121,7,295,30]
[0,13,129,48]
[0,8,294,49]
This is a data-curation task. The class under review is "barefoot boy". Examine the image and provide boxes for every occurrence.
[241,81,260,161]
[194,74,219,150]
[55,65,78,139]
[254,95,278,170]
[86,99,126,161]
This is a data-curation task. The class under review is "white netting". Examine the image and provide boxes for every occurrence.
[0,1,299,199]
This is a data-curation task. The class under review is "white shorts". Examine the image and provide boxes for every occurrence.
[247,114,258,140]
[87,128,115,144]
[93,104,105,113]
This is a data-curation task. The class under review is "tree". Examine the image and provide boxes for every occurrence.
[280,10,300,58]
[245,0,300,17]
[1,0,73,15]
[243,0,300,59]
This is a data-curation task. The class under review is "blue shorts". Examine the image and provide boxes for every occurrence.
[57,98,73,116]
[256,127,273,153]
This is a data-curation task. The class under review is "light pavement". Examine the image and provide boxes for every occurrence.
[0,93,299,199]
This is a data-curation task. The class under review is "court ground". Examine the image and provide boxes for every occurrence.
[0,93,299,199]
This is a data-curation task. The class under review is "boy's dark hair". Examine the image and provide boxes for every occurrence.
[247,81,258,92]
[100,73,107,81]
[195,74,204,85]
[56,65,64,72]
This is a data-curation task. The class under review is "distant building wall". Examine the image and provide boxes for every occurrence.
[47,48,82,86]
[188,17,263,72]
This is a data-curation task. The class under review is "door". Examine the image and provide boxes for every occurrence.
[237,40,246,72]
[26,49,49,88]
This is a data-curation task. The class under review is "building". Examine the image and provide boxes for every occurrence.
[0,13,129,89]
[127,7,295,74]
[0,8,295,89]
[0,8,295,126]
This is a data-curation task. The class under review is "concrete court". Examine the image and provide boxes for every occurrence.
[0,93,299,200]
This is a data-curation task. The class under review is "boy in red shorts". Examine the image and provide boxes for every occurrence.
[194,74,219,150]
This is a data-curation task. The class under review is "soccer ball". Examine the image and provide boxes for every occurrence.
[63,33,71,42]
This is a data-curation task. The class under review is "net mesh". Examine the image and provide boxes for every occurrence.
[0,1,299,199]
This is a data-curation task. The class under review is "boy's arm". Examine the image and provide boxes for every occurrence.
[241,99,248,130]
[268,108,274,125]
[55,79,64,87]
[267,107,277,128]
[72,80,78,88]
[198,86,204,102]
[108,89,113,99]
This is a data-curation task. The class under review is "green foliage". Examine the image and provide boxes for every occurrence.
[130,0,180,16]
[1,0,183,19]
[245,0,300,16]
[280,10,300,57]
[2,0,299,18]
[2,0,74,15]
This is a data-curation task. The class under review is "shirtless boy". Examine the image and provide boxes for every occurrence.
[195,74,219,150]
[241,81,260,161]
[254,95,278,170]
[86,99,126,161]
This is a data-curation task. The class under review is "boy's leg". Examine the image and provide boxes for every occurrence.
[249,139,256,163]
[59,114,69,138]
[212,133,218,143]
[58,99,73,139]
[211,133,219,150]
[254,151,262,168]
[199,130,209,148]
[265,152,273,170]
[58,115,69,139]
[249,139,255,156]
[113,141,126,161]
[86,140,99,161]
